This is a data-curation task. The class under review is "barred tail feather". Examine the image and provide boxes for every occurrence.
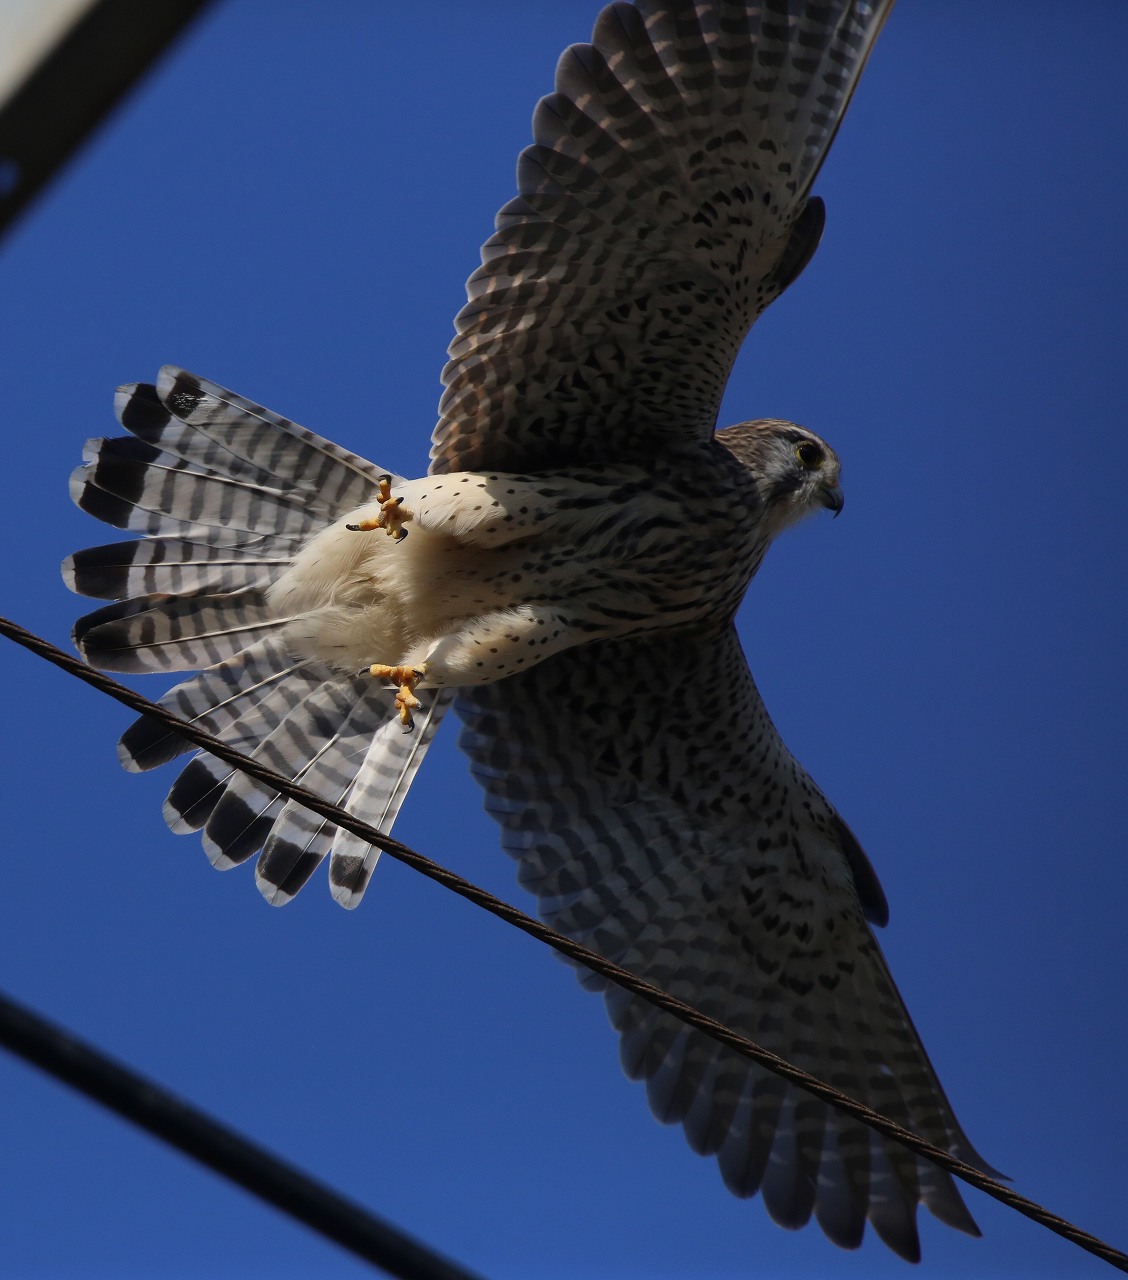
[152,366,399,507]
[327,690,453,909]
[118,637,318,772]
[197,676,369,866]
[163,753,238,836]
[73,589,288,673]
[64,538,282,601]
[253,686,452,907]
[66,367,443,905]
[72,436,324,542]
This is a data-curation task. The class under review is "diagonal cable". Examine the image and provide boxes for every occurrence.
[0,989,484,1280]
[1,612,1124,1273]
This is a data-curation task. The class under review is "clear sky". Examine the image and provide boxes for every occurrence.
[0,3,1125,1278]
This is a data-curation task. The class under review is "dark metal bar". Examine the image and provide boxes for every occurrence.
[0,988,486,1280]
[0,0,217,239]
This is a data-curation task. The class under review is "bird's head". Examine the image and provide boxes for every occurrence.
[716,418,843,537]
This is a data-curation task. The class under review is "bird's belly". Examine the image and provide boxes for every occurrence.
[270,462,764,677]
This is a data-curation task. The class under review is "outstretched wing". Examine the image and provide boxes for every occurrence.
[455,623,996,1260]
[431,0,893,475]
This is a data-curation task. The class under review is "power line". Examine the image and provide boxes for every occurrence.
[0,988,484,1279]
[2,611,1125,1274]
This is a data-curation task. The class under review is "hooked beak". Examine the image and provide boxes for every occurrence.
[819,483,844,518]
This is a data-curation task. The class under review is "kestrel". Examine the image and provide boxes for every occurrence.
[65,0,997,1259]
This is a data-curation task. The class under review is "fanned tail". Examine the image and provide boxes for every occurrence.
[65,367,446,905]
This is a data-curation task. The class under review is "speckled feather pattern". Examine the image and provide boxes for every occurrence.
[432,0,891,474]
[457,624,996,1257]
[61,0,997,1261]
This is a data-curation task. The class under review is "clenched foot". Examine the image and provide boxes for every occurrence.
[366,662,427,730]
[347,475,412,541]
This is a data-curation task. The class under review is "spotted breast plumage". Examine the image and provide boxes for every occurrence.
[64,1,998,1260]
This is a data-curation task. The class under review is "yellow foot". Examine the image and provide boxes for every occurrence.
[367,662,427,730]
[346,475,412,541]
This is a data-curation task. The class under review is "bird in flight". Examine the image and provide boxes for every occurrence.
[65,1,997,1259]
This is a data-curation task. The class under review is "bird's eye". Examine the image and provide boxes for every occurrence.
[795,441,823,469]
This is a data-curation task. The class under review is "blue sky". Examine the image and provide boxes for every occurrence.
[0,3,1125,1277]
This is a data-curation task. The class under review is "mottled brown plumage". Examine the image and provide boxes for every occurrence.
[63,1,998,1260]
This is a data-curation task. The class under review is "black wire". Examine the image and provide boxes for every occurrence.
[0,988,485,1280]
[2,612,1126,1274]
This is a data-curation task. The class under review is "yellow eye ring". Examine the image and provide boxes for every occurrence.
[796,441,823,469]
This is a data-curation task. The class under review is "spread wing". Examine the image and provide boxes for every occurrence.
[455,623,997,1260]
[430,0,893,475]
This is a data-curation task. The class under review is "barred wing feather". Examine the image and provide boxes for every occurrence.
[456,623,997,1260]
[432,0,893,474]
